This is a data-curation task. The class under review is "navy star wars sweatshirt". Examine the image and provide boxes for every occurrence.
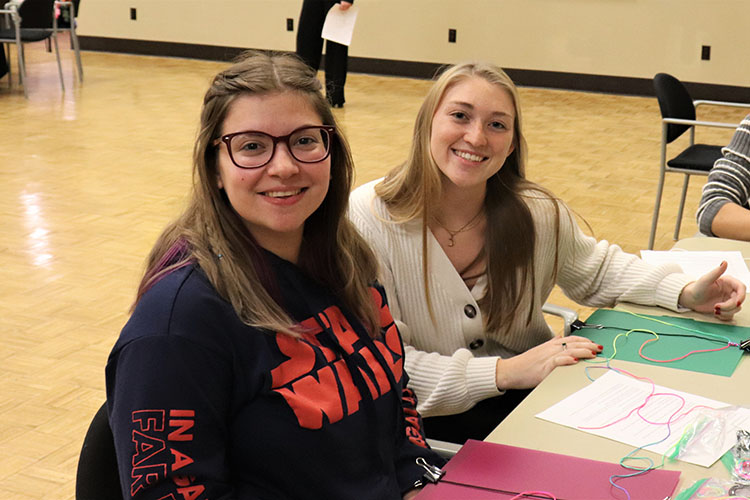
[106,251,444,499]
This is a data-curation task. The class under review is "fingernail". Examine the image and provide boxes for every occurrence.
[573,358,579,362]
[597,345,603,350]
[738,301,743,307]
[591,351,597,356]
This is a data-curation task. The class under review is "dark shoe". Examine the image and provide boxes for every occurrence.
[327,92,345,108]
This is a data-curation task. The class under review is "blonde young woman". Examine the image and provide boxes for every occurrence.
[349,62,745,443]
[106,51,443,500]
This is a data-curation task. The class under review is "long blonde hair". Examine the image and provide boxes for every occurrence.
[376,62,560,334]
[135,50,379,336]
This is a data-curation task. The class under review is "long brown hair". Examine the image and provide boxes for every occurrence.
[376,62,561,334]
[134,50,379,336]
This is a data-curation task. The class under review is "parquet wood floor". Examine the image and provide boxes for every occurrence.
[1,40,747,499]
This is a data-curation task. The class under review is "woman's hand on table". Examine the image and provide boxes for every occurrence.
[679,261,747,320]
[495,336,601,390]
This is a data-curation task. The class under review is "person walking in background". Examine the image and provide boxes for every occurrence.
[296,0,352,107]
[697,115,750,240]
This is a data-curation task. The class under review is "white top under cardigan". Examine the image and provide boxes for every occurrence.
[348,179,692,417]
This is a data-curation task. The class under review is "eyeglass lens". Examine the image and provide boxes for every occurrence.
[229,127,330,168]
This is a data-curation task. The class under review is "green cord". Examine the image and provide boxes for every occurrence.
[613,308,732,343]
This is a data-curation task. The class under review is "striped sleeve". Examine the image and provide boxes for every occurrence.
[696,115,750,236]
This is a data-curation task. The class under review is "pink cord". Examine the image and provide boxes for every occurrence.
[638,337,731,362]
[579,328,733,429]
[510,492,556,500]
[579,366,716,430]
[579,366,657,430]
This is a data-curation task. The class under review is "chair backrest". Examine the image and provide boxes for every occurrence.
[17,0,55,29]
[653,72,696,144]
[76,402,123,500]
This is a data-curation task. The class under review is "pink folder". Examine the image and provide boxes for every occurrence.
[416,440,680,500]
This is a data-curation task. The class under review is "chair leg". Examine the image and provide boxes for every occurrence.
[51,33,65,91]
[5,44,11,88]
[674,174,690,241]
[70,23,83,82]
[649,168,666,250]
[16,40,28,98]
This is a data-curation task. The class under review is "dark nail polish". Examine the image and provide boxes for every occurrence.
[591,351,597,356]
[597,345,603,350]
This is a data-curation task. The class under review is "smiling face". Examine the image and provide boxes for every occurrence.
[215,91,331,262]
[429,76,516,195]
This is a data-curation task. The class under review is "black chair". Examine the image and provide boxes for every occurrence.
[76,402,124,500]
[648,73,750,249]
[0,0,68,97]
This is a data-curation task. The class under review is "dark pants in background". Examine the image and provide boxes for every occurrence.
[1,46,9,79]
[296,0,348,106]
[422,389,533,444]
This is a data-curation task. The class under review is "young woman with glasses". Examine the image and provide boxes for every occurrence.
[349,61,746,443]
[106,51,443,500]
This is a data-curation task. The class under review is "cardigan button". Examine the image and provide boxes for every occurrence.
[469,339,484,350]
[464,304,477,318]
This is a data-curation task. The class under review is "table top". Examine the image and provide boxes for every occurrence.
[485,237,750,492]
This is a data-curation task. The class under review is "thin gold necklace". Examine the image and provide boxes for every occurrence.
[434,208,484,247]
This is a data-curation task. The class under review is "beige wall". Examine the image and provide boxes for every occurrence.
[77,0,750,87]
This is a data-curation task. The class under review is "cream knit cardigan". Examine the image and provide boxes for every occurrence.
[349,179,693,417]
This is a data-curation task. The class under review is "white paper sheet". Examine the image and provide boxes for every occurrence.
[640,250,750,289]
[321,4,359,46]
[536,370,750,467]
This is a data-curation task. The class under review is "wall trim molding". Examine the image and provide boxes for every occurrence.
[78,36,750,102]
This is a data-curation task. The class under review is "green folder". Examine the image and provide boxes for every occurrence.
[578,309,748,377]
